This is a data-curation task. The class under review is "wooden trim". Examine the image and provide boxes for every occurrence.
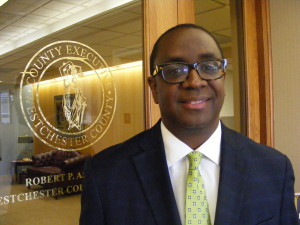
[177,0,195,24]
[255,0,274,147]
[242,0,274,145]
[243,0,261,143]
[143,0,194,129]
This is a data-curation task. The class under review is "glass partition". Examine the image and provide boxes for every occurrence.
[0,0,143,224]
[194,0,245,133]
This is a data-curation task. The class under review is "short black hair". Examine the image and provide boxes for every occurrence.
[149,23,224,75]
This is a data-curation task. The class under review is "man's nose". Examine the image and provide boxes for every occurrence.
[182,68,208,88]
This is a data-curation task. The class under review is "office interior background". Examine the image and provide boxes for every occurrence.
[0,0,299,224]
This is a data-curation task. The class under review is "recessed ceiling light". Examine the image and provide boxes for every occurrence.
[0,0,9,7]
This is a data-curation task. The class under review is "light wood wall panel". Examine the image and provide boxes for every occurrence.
[270,0,300,191]
[242,0,274,145]
[243,0,261,143]
[143,0,194,128]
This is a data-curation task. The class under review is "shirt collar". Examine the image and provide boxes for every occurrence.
[161,121,222,168]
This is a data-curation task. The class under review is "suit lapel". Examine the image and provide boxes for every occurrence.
[131,123,182,225]
[130,123,249,225]
[215,125,249,225]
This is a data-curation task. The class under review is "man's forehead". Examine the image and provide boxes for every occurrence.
[160,27,210,43]
[156,28,221,60]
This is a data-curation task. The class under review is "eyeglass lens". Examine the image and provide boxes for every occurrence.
[162,60,224,83]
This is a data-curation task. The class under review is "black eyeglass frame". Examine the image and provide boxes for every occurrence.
[152,58,227,84]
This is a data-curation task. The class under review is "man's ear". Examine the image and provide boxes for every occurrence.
[147,76,159,104]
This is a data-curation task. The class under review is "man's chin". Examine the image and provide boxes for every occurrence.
[180,119,219,131]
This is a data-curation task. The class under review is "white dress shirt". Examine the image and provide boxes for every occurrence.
[161,121,221,225]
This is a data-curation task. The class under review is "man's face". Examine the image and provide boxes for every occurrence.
[148,28,225,135]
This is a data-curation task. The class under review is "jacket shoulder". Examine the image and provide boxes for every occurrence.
[222,124,286,160]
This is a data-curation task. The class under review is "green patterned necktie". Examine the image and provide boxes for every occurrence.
[185,151,211,225]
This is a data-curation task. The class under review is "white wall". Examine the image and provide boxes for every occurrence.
[0,86,30,175]
[270,0,300,192]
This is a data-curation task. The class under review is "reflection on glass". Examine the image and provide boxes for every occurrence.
[0,0,143,224]
[194,0,244,133]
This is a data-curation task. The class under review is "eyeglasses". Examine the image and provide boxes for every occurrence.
[152,59,227,84]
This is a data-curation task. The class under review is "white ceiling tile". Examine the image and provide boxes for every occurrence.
[15,33,27,38]
[10,36,19,41]
[8,26,29,34]
[43,18,60,25]
[0,36,8,41]
[33,24,47,29]
[54,12,72,19]
[0,41,10,47]
[195,5,230,32]
[76,30,124,44]
[18,0,49,7]
[23,28,38,34]
[109,18,142,34]
[0,28,19,35]
[214,0,229,5]
[91,44,120,55]
[81,0,105,7]
[53,26,98,39]
[67,6,86,13]
[0,1,39,16]
[43,1,77,12]
[101,34,141,48]
[84,10,139,29]
[0,14,19,28]
[1,25,22,33]
[211,32,231,45]
[56,0,80,5]
[0,33,12,38]
[215,28,231,37]
[123,1,142,14]
[13,20,39,28]
[31,7,61,17]
[22,14,50,23]
[194,0,224,14]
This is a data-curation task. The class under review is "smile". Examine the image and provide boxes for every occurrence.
[181,97,210,109]
[190,100,206,105]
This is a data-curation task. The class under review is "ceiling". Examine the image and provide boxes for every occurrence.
[0,0,231,85]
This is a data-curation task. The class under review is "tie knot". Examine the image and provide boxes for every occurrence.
[187,151,202,170]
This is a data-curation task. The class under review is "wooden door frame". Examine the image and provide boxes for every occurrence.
[143,0,273,146]
[243,0,273,146]
[143,0,194,128]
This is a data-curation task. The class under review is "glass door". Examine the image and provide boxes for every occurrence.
[0,0,143,224]
[194,0,245,133]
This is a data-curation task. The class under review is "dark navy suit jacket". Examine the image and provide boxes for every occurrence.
[80,122,298,225]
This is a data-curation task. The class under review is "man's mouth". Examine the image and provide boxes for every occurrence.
[181,97,210,109]
[190,100,206,105]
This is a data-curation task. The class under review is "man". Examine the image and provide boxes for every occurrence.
[80,24,297,225]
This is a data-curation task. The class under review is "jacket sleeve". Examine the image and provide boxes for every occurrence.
[80,157,105,225]
[280,156,298,224]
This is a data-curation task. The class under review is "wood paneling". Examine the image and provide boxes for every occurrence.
[255,0,274,147]
[243,0,261,143]
[143,0,194,128]
[270,0,300,191]
[177,0,195,23]
[242,0,273,145]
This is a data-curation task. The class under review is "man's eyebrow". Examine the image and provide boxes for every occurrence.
[199,53,219,60]
[159,53,220,64]
[163,57,185,63]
